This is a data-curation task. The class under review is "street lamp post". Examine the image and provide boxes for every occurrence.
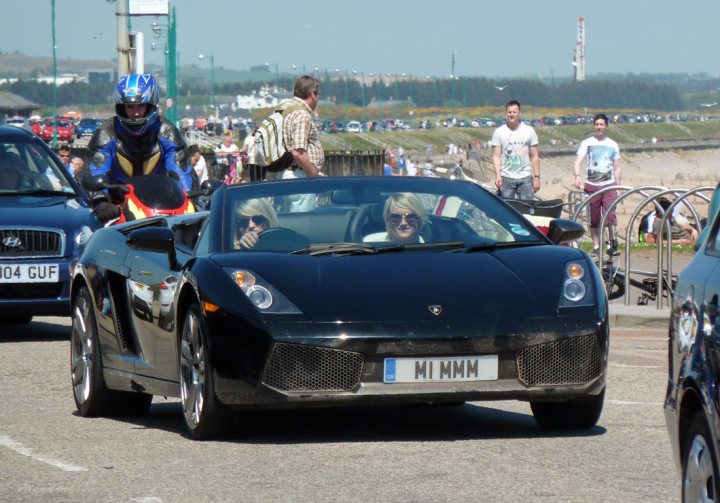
[198,53,216,112]
[51,0,58,147]
[151,10,178,125]
[354,70,365,126]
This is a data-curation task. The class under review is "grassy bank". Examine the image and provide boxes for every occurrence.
[318,120,720,153]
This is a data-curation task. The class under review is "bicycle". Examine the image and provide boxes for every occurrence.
[599,247,677,305]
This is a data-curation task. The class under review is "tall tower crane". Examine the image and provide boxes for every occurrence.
[572,16,586,82]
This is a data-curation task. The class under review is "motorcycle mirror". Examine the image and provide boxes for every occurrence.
[201,179,223,196]
[82,174,107,192]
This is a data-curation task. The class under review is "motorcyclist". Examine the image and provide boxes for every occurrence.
[89,74,189,222]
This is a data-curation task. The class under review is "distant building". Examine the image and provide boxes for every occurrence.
[0,91,40,117]
[236,85,292,110]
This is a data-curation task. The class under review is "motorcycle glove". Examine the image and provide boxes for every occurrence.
[94,201,121,222]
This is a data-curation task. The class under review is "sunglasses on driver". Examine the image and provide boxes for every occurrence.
[237,215,269,229]
[388,213,419,226]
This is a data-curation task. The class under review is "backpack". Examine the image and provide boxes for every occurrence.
[253,103,305,172]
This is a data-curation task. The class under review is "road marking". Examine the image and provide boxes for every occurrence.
[0,435,87,472]
[608,399,663,406]
[610,363,664,369]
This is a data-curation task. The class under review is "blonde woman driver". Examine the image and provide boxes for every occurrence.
[234,198,278,250]
[364,192,428,243]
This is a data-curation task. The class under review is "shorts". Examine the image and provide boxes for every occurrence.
[584,184,617,228]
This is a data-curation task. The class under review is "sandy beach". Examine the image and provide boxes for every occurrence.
[462,147,719,242]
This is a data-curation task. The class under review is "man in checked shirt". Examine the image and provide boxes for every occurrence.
[281,76,324,180]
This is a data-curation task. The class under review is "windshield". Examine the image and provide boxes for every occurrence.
[222,178,546,253]
[130,175,186,209]
[0,138,77,195]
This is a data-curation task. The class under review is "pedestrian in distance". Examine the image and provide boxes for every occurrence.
[491,100,540,200]
[280,75,324,180]
[573,113,622,257]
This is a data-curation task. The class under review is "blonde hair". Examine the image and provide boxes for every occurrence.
[383,192,427,235]
[234,198,278,247]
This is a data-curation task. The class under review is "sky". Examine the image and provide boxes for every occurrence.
[2,0,719,79]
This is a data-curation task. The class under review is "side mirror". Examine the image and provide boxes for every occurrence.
[127,226,177,269]
[82,174,107,192]
[546,219,585,245]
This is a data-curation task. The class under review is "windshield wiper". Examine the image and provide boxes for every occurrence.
[291,243,406,256]
[444,240,546,253]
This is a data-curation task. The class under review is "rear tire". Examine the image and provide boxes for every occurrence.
[531,388,604,430]
[682,412,720,503]
[179,304,233,440]
[71,286,152,417]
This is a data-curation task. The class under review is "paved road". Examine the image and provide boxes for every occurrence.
[0,317,678,503]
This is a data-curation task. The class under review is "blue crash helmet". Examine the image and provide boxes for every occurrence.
[114,74,160,136]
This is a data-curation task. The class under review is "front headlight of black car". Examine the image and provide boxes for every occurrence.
[558,260,595,307]
[226,269,302,314]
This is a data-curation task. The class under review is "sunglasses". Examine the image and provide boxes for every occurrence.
[237,215,269,229]
[388,213,419,226]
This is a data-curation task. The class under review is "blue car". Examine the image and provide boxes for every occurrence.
[75,117,100,139]
[0,126,99,324]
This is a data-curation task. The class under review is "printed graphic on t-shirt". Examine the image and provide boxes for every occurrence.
[586,145,616,183]
[502,138,530,174]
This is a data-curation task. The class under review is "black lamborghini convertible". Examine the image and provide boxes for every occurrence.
[70,176,608,439]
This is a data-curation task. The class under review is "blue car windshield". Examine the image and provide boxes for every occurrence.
[221,177,548,253]
[0,138,77,195]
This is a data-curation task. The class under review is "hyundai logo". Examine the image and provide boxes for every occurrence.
[2,236,22,248]
[428,305,442,316]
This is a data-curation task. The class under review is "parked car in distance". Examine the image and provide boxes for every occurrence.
[0,125,99,325]
[41,117,75,144]
[345,120,362,133]
[4,117,31,131]
[665,186,720,502]
[75,117,101,139]
[69,175,606,440]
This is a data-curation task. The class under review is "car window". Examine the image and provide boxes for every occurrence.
[0,139,76,194]
[223,180,543,253]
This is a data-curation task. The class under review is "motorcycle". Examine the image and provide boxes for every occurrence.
[82,174,220,225]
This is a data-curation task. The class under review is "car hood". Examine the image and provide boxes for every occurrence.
[0,194,96,235]
[212,246,590,323]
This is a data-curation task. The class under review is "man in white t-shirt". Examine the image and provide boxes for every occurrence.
[188,144,207,185]
[573,113,621,255]
[491,100,540,200]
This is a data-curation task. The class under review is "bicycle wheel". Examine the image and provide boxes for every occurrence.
[603,269,626,300]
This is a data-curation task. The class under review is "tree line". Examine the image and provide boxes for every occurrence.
[1,76,683,112]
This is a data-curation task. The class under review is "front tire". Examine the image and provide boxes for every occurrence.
[71,286,152,417]
[179,304,233,440]
[530,388,604,430]
[683,412,719,503]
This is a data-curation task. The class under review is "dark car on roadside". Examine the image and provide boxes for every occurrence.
[0,126,99,325]
[75,118,101,139]
[665,186,720,501]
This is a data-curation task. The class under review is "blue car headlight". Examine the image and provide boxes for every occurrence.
[226,269,302,314]
[75,225,94,246]
[559,261,595,307]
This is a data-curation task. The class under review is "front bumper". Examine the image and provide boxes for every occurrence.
[0,257,74,317]
[207,312,609,409]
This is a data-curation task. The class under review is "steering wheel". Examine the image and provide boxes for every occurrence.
[347,204,375,242]
[252,227,311,252]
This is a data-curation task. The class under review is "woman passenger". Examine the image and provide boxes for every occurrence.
[383,192,428,243]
